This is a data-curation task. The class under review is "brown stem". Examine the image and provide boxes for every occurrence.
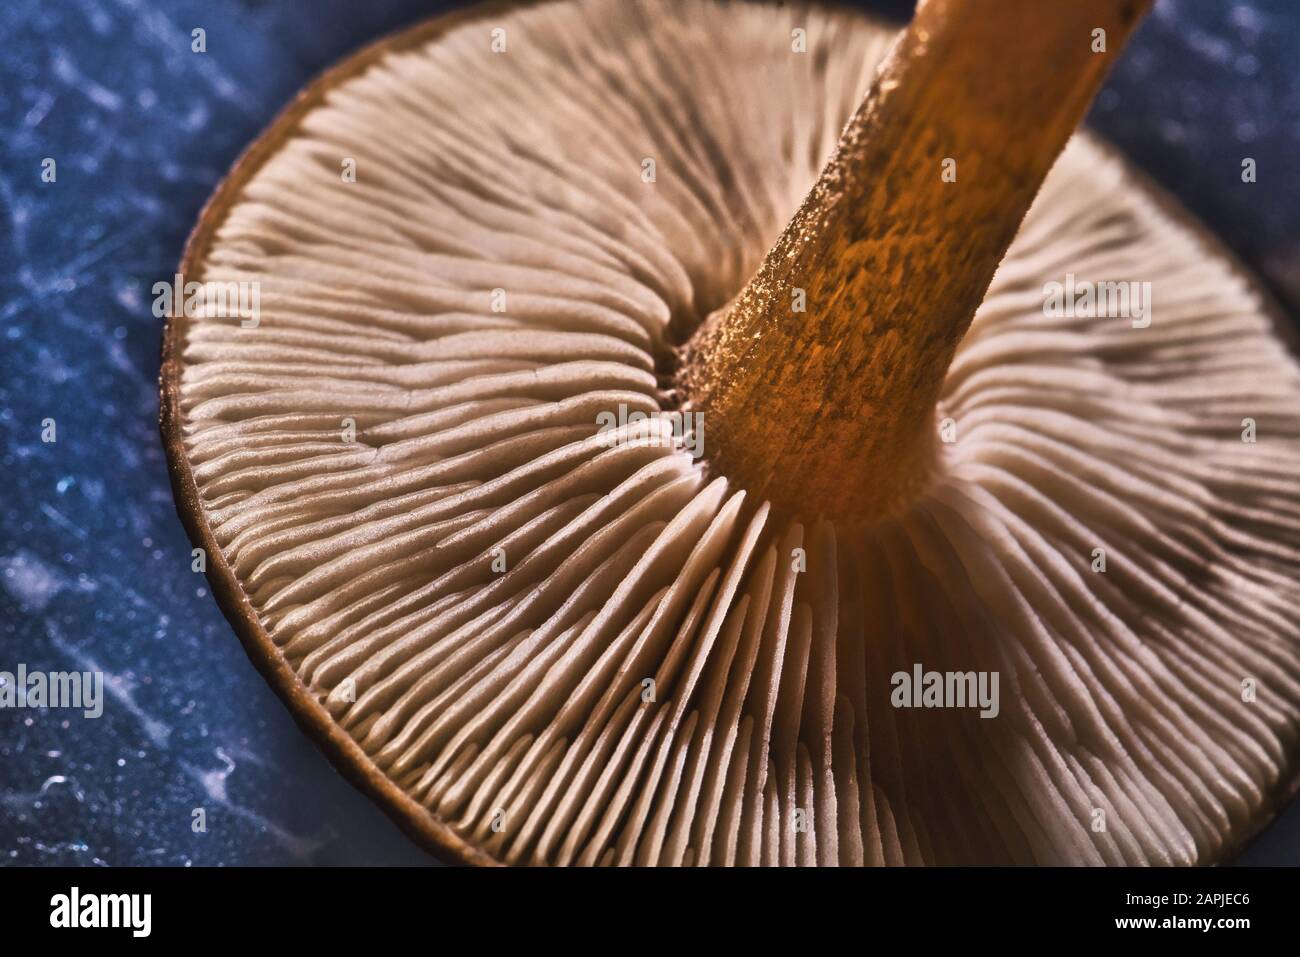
[677,0,1152,521]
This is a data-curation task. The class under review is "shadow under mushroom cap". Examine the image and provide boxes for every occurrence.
[161,0,1300,865]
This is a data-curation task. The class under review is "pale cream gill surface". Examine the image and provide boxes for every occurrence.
[176,0,1300,864]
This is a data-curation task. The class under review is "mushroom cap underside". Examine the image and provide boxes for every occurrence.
[162,0,1300,865]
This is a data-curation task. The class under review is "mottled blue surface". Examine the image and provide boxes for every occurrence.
[1,0,1298,866]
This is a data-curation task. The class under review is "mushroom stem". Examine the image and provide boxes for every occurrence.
[677,0,1152,521]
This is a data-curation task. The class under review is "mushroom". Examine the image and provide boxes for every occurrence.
[161,0,1300,866]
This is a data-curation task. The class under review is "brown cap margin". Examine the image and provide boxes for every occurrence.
[158,0,1300,867]
[156,1,543,868]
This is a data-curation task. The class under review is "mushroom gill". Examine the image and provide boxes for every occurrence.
[162,0,1300,865]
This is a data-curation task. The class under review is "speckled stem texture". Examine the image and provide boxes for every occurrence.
[164,0,1300,866]
[678,0,1152,521]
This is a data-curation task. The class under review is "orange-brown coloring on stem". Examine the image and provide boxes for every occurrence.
[677,0,1152,521]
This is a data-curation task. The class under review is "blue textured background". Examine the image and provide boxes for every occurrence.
[2,0,1298,866]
